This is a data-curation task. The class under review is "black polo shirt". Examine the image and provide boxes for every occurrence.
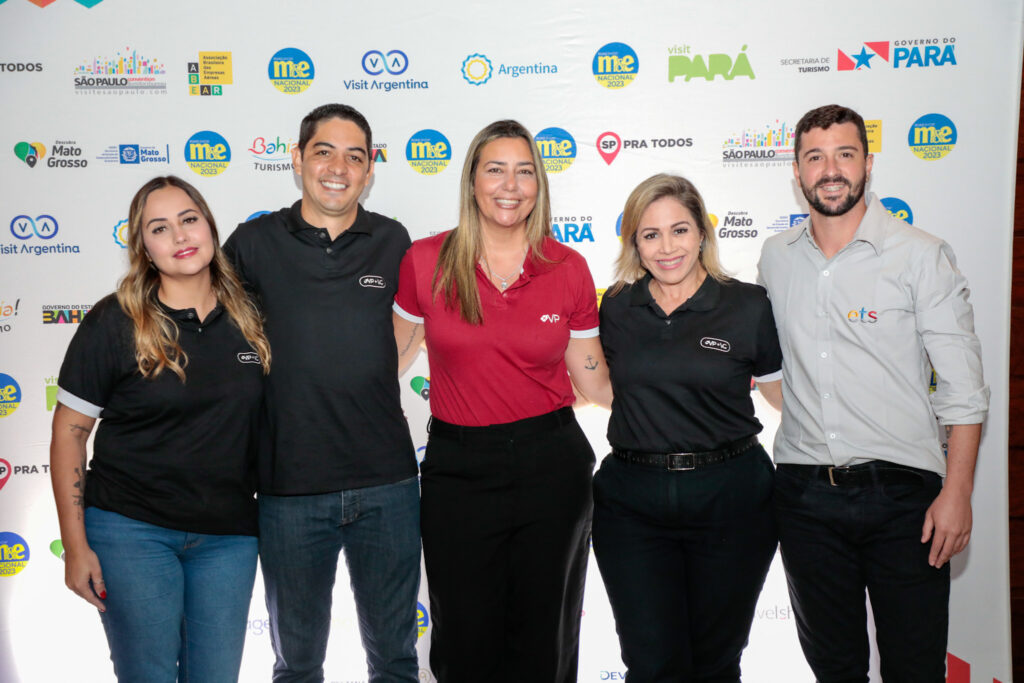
[599,274,782,453]
[224,201,416,495]
[57,294,263,536]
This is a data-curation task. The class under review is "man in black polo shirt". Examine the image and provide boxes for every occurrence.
[224,104,419,683]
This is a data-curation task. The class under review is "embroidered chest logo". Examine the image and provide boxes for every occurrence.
[359,275,386,289]
[539,314,561,323]
[846,307,878,323]
[700,337,731,353]
[237,352,261,364]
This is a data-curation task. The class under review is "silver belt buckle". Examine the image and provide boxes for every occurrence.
[827,465,850,486]
[667,453,695,471]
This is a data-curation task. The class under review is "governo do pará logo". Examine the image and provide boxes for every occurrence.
[405,129,451,175]
[592,42,638,89]
[184,130,231,176]
[268,48,314,94]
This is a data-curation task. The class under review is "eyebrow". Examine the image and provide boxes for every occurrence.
[483,160,535,167]
[802,144,861,156]
[312,141,367,155]
[146,208,197,228]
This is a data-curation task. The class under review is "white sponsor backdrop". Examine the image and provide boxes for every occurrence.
[0,1,1018,681]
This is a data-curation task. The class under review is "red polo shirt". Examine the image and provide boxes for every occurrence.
[394,232,599,427]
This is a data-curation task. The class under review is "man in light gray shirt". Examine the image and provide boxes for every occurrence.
[757,104,988,683]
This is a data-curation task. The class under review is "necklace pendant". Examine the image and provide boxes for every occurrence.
[500,280,509,289]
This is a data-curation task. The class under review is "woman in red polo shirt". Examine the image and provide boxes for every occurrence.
[393,119,611,683]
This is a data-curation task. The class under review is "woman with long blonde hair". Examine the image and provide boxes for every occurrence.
[50,175,270,682]
[393,120,612,682]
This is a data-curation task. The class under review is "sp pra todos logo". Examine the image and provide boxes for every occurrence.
[268,48,314,94]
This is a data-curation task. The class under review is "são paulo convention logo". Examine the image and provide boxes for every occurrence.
[837,38,956,71]
[268,48,314,94]
[722,119,794,166]
[907,114,956,160]
[535,127,576,174]
[668,44,755,82]
[460,52,558,85]
[406,130,451,175]
[0,373,22,418]
[881,197,913,223]
[0,531,29,577]
[185,130,231,176]
[188,51,232,96]
[73,47,167,94]
[592,42,638,89]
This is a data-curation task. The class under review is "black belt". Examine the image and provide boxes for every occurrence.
[776,462,932,487]
[612,436,758,471]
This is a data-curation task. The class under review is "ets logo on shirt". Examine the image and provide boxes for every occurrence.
[847,307,877,323]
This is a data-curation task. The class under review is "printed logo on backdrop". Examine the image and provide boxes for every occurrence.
[42,303,90,324]
[908,114,956,160]
[534,127,576,174]
[372,143,388,163]
[837,38,956,71]
[346,49,428,92]
[593,42,638,89]
[765,213,809,233]
[44,375,58,410]
[0,373,22,417]
[73,47,167,95]
[248,135,295,172]
[268,48,314,94]
[0,299,19,333]
[15,140,87,169]
[713,211,758,239]
[552,215,594,243]
[188,51,232,96]
[668,44,755,82]
[881,197,913,224]
[722,119,795,166]
[417,602,429,637]
[597,131,693,164]
[6,214,80,256]
[459,52,558,86]
[185,130,231,176]
[112,219,128,248]
[406,129,451,175]
[410,376,430,400]
[50,540,64,560]
[96,144,170,166]
[0,532,29,577]
[246,211,271,222]
[778,53,831,74]
[1,62,43,73]
[247,616,270,636]
[0,458,9,491]
[24,0,105,6]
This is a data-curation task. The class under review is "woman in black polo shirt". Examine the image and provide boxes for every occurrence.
[50,176,271,682]
[593,173,782,682]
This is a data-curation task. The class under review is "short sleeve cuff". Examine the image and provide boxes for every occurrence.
[392,302,424,324]
[57,387,103,418]
[753,369,783,383]
[569,326,599,339]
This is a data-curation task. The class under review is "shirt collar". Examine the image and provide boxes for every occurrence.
[157,299,224,328]
[786,193,888,256]
[286,201,372,236]
[628,272,721,313]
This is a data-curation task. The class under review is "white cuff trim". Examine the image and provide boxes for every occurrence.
[569,327,599,339]
[753,370,783,383]
[392,302,424,324]
[57,387,103,418]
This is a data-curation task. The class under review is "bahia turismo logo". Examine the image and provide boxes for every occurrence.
[838,38,956,71]
[417,602,430,637]
[668,44,755,82]
[722,119,795,166]
[0,373,22,418]
[73,47,167,95]
[410,376,430,400]
[347,49,428,92]
[0,531,29,577]
[185,130,231,176]
[188,51,232,96]
[534,127,576,174]
[112,219,128,248]
[42,303,91,324]
[593,42,638,89]
[13,141,45,167]
[908,113,956,160]
[552,215,595,243]
[0,299,18,334]
[96,143,170,165]
[6,214,80,256]
[460,51,558,86]
[881,197,913,224]
[406,129,451,175]
[268,47,314,94]
[248,135,295,172]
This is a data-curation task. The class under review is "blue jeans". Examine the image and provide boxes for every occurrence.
[84,507,258,683]
[258,476,421,683]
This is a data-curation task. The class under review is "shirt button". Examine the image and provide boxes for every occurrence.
[187,311,195,319]
[326,247,333,254]
[319,232,328,240]
[820,351,828,359]
[817,311,826,317]
[823,392,831,399]
[823,269,830,276]
[829,432,837,440]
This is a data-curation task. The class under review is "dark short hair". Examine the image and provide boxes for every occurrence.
[297,104,372,156]
[794,104,868,160]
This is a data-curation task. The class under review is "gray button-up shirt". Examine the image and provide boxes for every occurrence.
[757,194,988,475]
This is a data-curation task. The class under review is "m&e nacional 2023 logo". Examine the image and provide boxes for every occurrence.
[184,131,231,176]
[268,48,314,94]
[405,130,450,175]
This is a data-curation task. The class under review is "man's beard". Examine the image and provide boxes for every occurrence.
[802,174,865,217]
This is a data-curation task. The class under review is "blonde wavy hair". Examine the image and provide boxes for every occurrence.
[609,173,728,296]
[117,176,271,381]
[432,120,552,324]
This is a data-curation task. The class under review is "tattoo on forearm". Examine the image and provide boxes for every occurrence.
[945,425,953,441]
[68,423,90,437]
[584,355,598,370]
[399,324,421,356]
[72,453,86,518]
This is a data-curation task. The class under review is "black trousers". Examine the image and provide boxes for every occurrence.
[592,444,778,683]
[420,407,595,683]
[774,463,950,683]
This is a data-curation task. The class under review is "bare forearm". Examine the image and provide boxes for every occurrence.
[49,405,95,551]
[393,312,425,377]
[943,423,981,495]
